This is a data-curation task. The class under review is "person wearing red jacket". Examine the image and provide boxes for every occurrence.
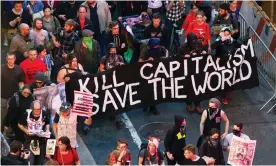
[185,11,211,54]
[181,3,198,32]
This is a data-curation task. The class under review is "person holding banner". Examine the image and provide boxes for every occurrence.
[56,53,84,83]
[30,72,55,92]
[223,123,250,151]
[177,32,206,113]
[139,38,167,115]
[99,42,124,129]
[52,102,92,148]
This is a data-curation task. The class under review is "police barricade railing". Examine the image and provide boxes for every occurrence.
[239,12,276,113]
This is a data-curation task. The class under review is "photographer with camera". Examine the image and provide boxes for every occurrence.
[177,32,206,113]
[1,140,30,165]
[212,28,240,105]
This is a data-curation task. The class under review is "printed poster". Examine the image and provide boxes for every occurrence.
[228,135,257,166]
[57,82,66,103]
[46,139,56,155]
[72,91,93,117]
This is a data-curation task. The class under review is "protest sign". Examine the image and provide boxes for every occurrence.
[65,39,259,119]
[228,135,257,165]
[46,139,56,155]
[33,85,63,115]
[72,91,93,117]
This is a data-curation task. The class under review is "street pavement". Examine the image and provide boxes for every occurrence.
[2,45,276,165]
[78,75,276,165]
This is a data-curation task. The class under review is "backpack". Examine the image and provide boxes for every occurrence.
[7,92,35,110]
[7,93,20,109]
[138,143,149,165]
[138,143,164,165]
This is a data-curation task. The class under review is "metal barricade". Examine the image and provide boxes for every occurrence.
[239,13,276,113]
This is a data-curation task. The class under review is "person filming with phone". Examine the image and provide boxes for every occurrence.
[1,140,30,165]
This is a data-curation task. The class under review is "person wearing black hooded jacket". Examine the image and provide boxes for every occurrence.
[164,115,187,165]
[177,32,206,114]
[3,85,35,143]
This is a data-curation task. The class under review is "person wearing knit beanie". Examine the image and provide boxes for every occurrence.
[198,98,230,148]
[138,136,164,165]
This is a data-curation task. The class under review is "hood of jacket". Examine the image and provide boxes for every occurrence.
[174,115,186,130]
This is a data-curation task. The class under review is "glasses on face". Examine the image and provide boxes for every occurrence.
[36,81,43,84]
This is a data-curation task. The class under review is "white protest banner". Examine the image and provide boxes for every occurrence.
[33,85,62,115]
[46,139,56,155]
[72,91,93,117]
[228,135,257,166]
[57,82,66,103]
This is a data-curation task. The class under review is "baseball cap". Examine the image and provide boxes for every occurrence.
[59,102,72,112]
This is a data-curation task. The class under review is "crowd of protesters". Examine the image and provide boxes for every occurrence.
[1,0,252,165]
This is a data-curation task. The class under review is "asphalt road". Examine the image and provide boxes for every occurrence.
[2,45,276,165]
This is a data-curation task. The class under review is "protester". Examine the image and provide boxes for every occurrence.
[1,52,25,127]
[36,45,54,80]
[197,98,229,150]
[42,6,61,36]
[1,140,30,165]
[54,0,81,26]
[182,144,207,165]
[180,3,199,34]
[99,43,124,129]
[29,18,49,47]
[144,13,168,49]
[200,98,229,139]
[23,0,44,19]
[30,72,54,92]
[139,38,167,115]
[185,11,211,54]
[9,23,31,65]
[164,115,187,165]
[81,0,112,56]
[18,100,50,165]
[99,42,124,72]
[56,53,84,83]
[74,5,94,38]
[53,136,80,165]
[120,1,147,16]
[74,29,101,74]
[223,123,250,151]
[213,3,239,39]
[138,136,164,165]
[177,32,206,113]
[19,48,47,84]
[147,0,163,16]
[6,1,32,45]
[51,19,79,80]
[106,139,132,165]
[4,85,34,142]
[199,128,225,165]
[52,102,92,147]
[229,0,240,21]
[107,21,127,55]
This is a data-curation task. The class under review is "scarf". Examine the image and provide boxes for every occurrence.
[83,37,93,51]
